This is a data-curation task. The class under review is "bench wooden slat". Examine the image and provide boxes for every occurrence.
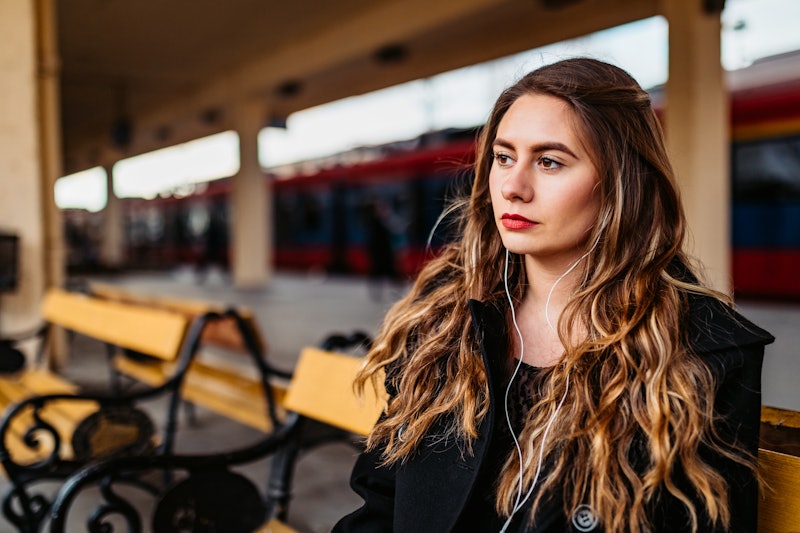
[42,289,190,361]
[17,369,80,395]
[761,404,800,457]
[762,405,800,428]
[183,359,287,405]
[180,379,275,433]
[0,369,78,405]
[758,448,800,532]
[90,282,267,354]
[180,361,288,429]
[282,347,385,437]
[113,356,288,432]
[112,356,171,388]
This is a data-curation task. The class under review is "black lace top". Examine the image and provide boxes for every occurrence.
[454,360,548,531]
[504,360,545,434]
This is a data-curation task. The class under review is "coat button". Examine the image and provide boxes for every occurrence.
[571,504,599,532]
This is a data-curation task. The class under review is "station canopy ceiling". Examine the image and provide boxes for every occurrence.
[57,0,659,173]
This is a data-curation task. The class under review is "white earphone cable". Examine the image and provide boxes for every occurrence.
[502,249,527,518]
[499,243,596,532]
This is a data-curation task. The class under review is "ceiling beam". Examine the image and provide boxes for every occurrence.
[64,0,660,171]
[66,0,507,162]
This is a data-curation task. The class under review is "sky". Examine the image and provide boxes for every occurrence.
[55,0,800,212]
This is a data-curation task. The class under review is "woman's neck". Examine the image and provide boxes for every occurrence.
[522,254,585,307]
[510,254,586,367]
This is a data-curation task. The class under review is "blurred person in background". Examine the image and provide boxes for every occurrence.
[363,198,401,300]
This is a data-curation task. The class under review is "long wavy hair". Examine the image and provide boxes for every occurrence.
[356,58,747,532]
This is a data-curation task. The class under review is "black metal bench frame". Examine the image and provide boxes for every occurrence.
[45,332,372,533]
[0,304,288,533]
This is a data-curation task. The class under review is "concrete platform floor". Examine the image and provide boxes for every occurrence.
[0,268,797,532]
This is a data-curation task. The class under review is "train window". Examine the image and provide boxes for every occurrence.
[299,192,323,230]
[274,195,294,243]
[732,135,800,201]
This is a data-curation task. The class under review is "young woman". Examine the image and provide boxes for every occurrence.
[334,58,773,533]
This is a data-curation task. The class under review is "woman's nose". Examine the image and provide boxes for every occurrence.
[501,165,533,202]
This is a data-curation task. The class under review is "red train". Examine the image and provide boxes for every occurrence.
[727,52,800,298]
[64,52,800,299]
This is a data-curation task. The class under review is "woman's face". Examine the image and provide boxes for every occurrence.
[489,93,600,266]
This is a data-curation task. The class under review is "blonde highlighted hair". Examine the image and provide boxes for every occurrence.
[356,58,749,532]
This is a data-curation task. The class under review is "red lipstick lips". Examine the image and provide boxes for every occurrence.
[501,213,537,230]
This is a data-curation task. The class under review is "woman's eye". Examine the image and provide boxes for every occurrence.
[493,152,513,166]
[539,156,562,170]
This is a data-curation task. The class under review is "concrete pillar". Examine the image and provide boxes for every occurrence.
[230,98,272,288]
[100,165,125,268]
[660,0,730,293]
[0,0,65,366]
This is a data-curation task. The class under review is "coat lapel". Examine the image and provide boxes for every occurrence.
[392,300,504,532]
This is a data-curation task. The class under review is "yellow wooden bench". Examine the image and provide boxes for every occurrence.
[0,288,195,531]
[48,346,386,533]
[89,282,291,432]
[0,289,190,463]
[259,347,386,532]
[759,405,800,532]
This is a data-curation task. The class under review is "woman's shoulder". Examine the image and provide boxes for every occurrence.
[685,293,775,355]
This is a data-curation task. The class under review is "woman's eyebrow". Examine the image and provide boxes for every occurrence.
[493,137,578,159]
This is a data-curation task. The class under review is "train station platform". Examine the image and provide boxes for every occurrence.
[2,268,798,532]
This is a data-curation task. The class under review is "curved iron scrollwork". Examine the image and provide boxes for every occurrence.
[0,398,159,532]
[1,485,49,533]
[85,476,144,533]
[23,404,63,468]
[51,467,267,533]
[49,413,300,533]
[0,400,67,532]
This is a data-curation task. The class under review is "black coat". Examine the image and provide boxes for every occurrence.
[334,296,774,532]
